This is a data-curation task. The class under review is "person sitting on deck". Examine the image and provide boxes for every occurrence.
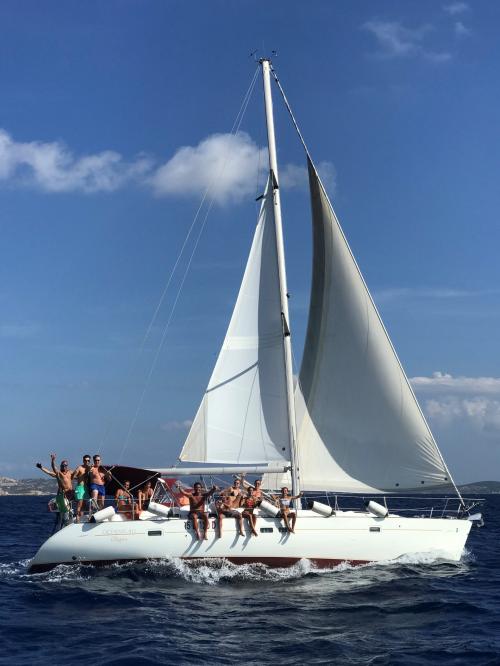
[273,487,303,534]
[250,478,263,506]
[176,482,217,541]
[138,481,154,513]
[221,478,243,504]
[216,494,245,538]
[241,487,258,537]
[115,480,134,520]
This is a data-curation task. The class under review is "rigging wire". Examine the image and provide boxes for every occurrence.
[271,63,465,507]
[269,64,313,162]
[141,65,261,352]
[117,65,260,462]
[98,66,260,461]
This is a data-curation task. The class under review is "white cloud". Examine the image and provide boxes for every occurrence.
[411,372,500,437]
[0,129,153,193]
[363,20,451,63]
[424,397,500,433]
[454,21,471,37]
[280,160,337,195]
[373,286,480,304]
[410,372,500,395]
[150,132,265,205]
[161,420,193,432]
[444,2,469,15]
[0,128,322,206]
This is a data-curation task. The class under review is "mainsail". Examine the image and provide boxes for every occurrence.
[180,177,291,464]
[295,159,453,493]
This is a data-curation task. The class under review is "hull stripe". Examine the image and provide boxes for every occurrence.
[28,556,370,574]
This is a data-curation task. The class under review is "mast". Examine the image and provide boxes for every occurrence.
[260,58,301,505]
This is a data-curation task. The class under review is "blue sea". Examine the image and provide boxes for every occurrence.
[0,495,498,666]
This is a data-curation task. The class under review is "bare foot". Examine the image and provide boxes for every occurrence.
[239,531,245,536]
[204,533,208,540]
[252,530,258,536]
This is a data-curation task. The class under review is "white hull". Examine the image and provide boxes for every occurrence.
[29,510,472,573]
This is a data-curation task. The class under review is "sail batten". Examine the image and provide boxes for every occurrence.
[296,159,454,493]
[180,177,291,465]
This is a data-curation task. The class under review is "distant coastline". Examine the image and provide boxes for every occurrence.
[1,476,499,496]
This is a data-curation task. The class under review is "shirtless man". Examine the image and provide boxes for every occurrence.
[216,495,245,538]
[176,482,217,540]
[221,478,243,506]
[89,454,112,509]
[36,454,74,529]
[36,453,74,498]
[71,454,92,522]
[217,478,245,538]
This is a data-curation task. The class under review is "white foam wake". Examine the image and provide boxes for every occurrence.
[1,549,472,586]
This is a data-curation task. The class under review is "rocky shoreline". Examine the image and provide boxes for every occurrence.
[1,476,499,497]
[0,477,55,496]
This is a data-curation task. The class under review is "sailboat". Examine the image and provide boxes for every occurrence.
[29,59,479,574]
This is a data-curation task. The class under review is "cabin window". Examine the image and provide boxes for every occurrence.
[369,527,381,533]
[260,527,273,533]
[148,530,162,536]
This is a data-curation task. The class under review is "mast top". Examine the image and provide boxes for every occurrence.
[258,50,277,65]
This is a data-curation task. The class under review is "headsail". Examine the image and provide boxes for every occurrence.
[180,177,290,464]
[295,159,453,493]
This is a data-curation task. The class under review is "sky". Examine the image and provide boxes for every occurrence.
[1,0,499,483]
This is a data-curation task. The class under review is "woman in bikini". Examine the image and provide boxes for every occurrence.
[115,480,134,520]
[138,481,154,513]
[241,487,258,536]
[273,486,302,533]
[250,479,263,506]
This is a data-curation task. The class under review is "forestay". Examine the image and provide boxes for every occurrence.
[295,159,454,493]
[180,177,291,464]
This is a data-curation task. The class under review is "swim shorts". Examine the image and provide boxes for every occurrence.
[75,484,89,501]
[221,509,240,518]
[90,483,106,497]
[55,493,69,514]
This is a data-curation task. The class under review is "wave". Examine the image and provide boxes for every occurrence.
[1,548,471,587]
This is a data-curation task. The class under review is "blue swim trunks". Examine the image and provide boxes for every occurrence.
[90,483,106,497]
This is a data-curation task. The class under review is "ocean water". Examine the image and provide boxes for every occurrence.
[0,495,498,666]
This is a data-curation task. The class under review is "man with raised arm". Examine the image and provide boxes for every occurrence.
[176,482,217,541]
[36,453,74,528]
